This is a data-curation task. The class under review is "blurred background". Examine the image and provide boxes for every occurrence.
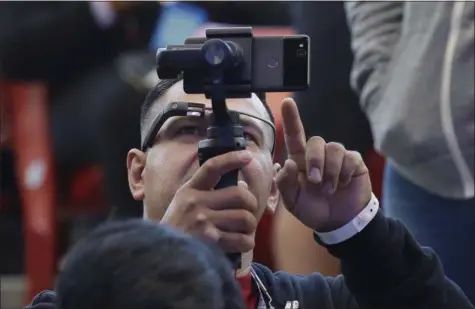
[0,1,473,308]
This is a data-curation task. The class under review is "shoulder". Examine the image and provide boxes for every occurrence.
[25,290,57,309]
[251,263,338,309]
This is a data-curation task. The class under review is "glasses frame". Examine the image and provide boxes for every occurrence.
[141,101,276,154]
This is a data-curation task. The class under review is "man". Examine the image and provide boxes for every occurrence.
[27,77,473,309]
[26,220,244,309]
[345,2,474,302]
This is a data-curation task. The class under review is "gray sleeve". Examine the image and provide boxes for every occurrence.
[344,2,404,113]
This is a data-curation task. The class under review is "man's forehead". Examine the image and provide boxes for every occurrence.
[152,80,270,120]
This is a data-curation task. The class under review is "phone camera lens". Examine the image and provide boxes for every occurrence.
[296,49,307,58]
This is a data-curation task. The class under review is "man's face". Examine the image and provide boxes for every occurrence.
[127,81,280,223]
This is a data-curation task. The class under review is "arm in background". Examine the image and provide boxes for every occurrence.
[344,1,404,114]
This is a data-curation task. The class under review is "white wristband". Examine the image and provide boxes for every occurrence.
[315,193,379,245]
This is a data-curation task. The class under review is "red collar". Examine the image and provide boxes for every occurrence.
[237,272,258,309]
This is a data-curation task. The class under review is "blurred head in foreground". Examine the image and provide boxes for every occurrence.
[55,219,245,309]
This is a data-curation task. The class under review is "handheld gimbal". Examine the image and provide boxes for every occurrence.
[157,26,312,270]
[156,27,256,270]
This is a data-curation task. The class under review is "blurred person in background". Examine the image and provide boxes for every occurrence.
[26,220,245,309]
[272,2,374,276]
[0,1,160,221]
[345,2,475,302]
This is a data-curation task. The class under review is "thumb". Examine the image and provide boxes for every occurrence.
[276,159,300,211]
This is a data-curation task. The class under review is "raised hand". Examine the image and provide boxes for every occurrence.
[276,98,372,232]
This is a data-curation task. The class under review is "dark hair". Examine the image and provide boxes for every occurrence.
[140,77,275,135]
[55,220,245,309]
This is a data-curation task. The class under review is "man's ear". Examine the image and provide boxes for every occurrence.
[127,148,146,201]
[266,163,282,214]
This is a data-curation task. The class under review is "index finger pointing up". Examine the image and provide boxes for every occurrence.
[281,98,307,161]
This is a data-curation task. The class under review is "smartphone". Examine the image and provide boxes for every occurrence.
[252,35,310,92]
[183,34,310,93]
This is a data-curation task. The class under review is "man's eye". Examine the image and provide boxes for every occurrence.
[244,132,259,144]
[176,125,201,136]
